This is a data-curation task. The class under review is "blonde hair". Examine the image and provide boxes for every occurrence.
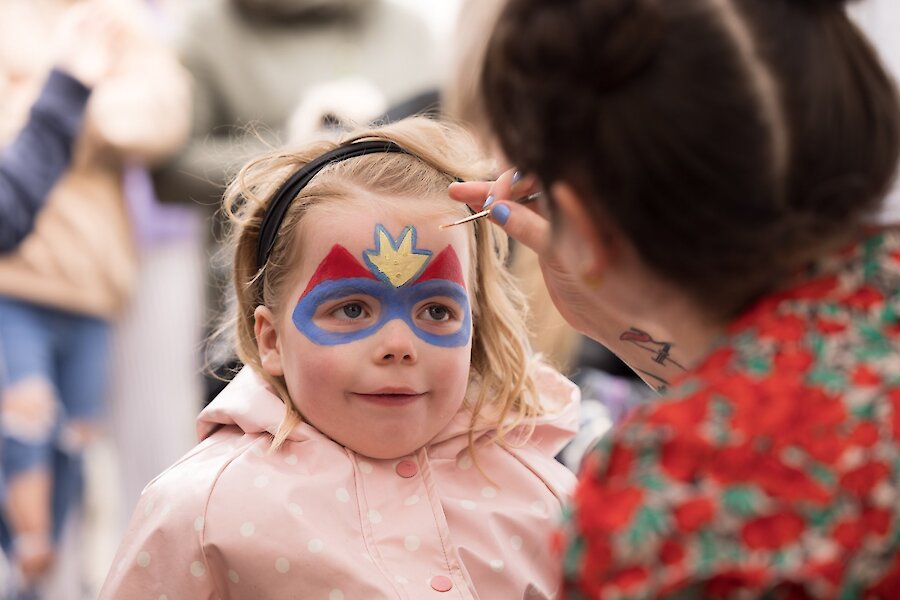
[444,0,582,373]
[220,117,542,452]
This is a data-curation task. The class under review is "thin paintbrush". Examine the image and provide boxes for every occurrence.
[440,191,542,229]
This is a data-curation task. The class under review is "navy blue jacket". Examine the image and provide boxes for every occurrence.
[0,69,91,252]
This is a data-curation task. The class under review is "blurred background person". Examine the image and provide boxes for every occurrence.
[0,0,190,597]
[0,11,112,254]
[153,0,443,406]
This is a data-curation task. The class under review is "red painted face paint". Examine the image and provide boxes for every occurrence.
[415,246,466,290]
[299,245,377,299]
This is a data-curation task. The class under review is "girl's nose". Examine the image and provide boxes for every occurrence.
[374,320,418,365]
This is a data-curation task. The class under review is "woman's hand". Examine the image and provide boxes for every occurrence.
[449,169,686,392]
[449,169,617,337]
[54,2,125,88]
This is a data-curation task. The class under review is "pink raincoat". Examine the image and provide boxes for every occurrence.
[101,364,579,599]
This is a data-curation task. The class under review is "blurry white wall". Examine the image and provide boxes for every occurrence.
[387,0,461,73]
[849,0,900,223]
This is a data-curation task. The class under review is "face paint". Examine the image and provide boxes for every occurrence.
[364,225,432,287]
[293,226,471,347]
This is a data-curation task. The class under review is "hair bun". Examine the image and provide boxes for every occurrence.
[580,0,665,91]
[502,0,665,93]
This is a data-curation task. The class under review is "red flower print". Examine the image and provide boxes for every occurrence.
[773,348,815,372]
[578,538,614,597]
[674,497,715,533]
[704,569,768,597]
[710,443,758,483]
[605,444,636,480]
[576,479,644,534]
[833,507,891,551]
[839,462,890,496]
[711,445,828,504]
[849,422,880,448]
[660,435,708,482]
[730,297,782,333]
[861,507,891,537]
[752,455,830,505]
[719,371,763,407]
[746,380,804,435]
[724,373,803,440]
[842,286,884,311]
[609,566,649,592]
[647,392,710,432]
[810,559,844,587]
[814,317,847,335]
[779,274,838,300]
[889,389,900,442]
[659,539,685,566]
[864,551,900,598]
[791,388,849,463]
[756,314,807,343]
[741,511,805,550]
[833,518,863,550]
[851,366,882,386]
[695,347,736,376]
[799,430,845,465]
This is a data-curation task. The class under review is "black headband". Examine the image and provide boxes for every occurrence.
[255,140,409,269]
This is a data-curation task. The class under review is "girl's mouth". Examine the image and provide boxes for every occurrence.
[351,390,426,406]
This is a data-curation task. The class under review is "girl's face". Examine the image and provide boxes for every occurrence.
[255,192,474,459]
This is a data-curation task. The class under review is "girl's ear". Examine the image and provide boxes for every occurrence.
[550,181,611,283]
[254,305,284,377]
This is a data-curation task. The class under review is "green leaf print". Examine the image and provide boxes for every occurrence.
[722,486,761,517]
[626,506,667,547]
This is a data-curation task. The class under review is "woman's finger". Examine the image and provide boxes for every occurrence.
[489,200,552,256]
[448,181,492,208]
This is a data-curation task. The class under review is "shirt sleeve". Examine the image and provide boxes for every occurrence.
[0,69,90,253]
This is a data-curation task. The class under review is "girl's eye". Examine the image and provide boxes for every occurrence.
[420,304,453,322]
[334,302,367,320]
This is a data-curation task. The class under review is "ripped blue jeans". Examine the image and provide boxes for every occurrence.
[0,297,109,548]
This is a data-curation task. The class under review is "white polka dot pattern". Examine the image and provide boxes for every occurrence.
[275,557,290,573]
[190,561,206,577]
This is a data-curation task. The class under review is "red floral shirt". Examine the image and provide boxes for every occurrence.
[560,230,900,599]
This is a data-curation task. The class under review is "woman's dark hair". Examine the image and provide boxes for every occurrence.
[482,0,900,317]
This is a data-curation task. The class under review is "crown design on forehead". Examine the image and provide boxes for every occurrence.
[364,225,433,287]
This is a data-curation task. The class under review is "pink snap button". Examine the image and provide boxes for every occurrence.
[430,575,453,592]
[395,460,418,478]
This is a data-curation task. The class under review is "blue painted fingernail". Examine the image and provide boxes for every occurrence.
[511,170,523,185]
[491,203,511,225]
[482,194,495,209]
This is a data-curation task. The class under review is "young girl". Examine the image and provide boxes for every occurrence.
[100,118,579,599]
